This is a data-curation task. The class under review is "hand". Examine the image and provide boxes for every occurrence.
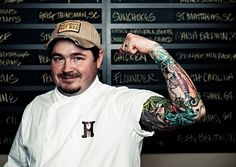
[119,33,158,55]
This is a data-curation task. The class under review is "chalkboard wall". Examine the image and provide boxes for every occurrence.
[0,0,235,154]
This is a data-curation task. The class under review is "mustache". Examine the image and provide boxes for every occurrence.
[58,72,81,79]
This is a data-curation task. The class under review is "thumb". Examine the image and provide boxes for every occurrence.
[129,47,138,55]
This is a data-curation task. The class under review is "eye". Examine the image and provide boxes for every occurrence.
[52,55,63,62]
[74,56,82,60]
[73,56,85,61]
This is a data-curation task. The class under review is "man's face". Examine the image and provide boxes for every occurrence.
[50,39,103,95]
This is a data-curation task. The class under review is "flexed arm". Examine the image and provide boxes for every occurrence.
[120,33,206,131]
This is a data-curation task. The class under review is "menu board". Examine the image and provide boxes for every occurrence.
[0,0,235,154]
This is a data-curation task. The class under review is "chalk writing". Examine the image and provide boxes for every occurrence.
[0,136,14,145]
[40,73,53,83]
[0,29,54,44]
[38,55,50,64]
[112,51,148,63]
[0,9,17,15]
[0,51,31,66]
[112,71,159,84]
[40,32,51,42]
[222,111,233,121]
[190,72,234,82]
[0,32,11,43]
[0,93,18,104]
[5,115,20,125]
[111,29,174,43]
[111,8,236,23]
[175,51,236,61]
[112,11,156,23]
[176,11,235,22]
[201,91,234,101]
[39,10,100,21]
[1,0,23,3]
[0,51,30,58]
[112,36,172,43]
[112,50,236,64]
[144,138,164,146]
[0,73,19,84]
[177,132,235,143]
[111,28,236,43]
[0,59,21,66]
[0,51,27,66]
[111,29,173,36]
[199,112,233,124]
[0,9,21,23]
[176,31,236,41]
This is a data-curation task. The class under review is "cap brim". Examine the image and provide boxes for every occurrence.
[45,35,96,49]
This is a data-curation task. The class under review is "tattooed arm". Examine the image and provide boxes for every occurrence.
[120,33,206,131]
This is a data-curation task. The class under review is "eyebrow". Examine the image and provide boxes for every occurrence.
[51,51,86,56]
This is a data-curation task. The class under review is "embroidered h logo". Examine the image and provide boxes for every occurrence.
[82,121,95,138]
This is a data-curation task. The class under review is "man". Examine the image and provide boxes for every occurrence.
[4,20,205,167]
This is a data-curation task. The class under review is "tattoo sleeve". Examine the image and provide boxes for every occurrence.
[140,44,206,131]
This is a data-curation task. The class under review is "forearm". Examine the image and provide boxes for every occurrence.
[151,44,201,110]
[140,44,206,131]
[119,33,206,131]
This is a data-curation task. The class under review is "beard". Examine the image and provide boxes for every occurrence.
[55,72,82,96]
[58,86,81,96]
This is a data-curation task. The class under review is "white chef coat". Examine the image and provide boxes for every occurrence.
[4,77,160,167]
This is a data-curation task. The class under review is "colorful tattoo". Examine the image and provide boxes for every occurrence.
[140,44,205,131]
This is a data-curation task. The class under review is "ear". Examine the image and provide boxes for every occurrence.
[96,49,104,69]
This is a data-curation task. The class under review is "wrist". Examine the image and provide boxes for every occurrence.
[149,44,164,60]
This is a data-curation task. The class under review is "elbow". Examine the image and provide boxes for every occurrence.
[197,100,206,121]
[201,103,206,116]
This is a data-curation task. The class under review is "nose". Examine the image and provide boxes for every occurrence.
[62,59,73,73]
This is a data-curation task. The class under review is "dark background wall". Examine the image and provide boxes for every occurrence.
[0,0,235,156]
